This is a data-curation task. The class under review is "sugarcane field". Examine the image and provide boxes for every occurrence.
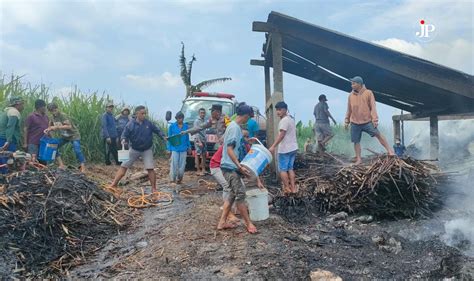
[1,1,474,279]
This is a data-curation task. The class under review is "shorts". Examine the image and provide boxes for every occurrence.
[222,170,246,203]
[121,148,154,169]
[27,144,39,155]
[195,140,207,156]
[314,123,334,141]
[351,122,380,143]
[278,150,297,172]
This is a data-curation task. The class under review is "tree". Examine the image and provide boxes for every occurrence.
[179,42,231,98]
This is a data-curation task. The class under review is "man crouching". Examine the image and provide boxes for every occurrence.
[217,104,257,234]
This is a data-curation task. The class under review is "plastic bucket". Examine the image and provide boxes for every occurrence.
[240,139,272,176]
[118,145,130,163]
[246,188,269,221]
[168,134,182,147]
[39,137,59,161]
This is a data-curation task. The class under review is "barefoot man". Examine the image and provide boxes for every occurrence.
[109,106,166,193]
[344,76,394,164]
[269,101,298,194]
[217,104,258,234]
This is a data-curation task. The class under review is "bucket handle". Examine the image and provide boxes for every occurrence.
[249,137,263,146]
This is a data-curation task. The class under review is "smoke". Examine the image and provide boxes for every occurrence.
[444,218,474,256]
[403,120,474,161]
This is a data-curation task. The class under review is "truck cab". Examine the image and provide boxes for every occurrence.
[167,92,266,166]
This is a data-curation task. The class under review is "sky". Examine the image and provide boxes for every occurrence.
[1,0,473,124]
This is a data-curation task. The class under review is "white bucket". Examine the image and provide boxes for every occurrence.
[118,145,129,163]
[246,188,269,221]
[240,139,273,176]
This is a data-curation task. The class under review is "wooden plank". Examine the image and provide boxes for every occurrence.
[250,59,265,66]
[252,21,273,32]
[430,116,439,160]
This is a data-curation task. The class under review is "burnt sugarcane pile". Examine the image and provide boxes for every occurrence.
[0,170,132,277]
[275,153,449,220]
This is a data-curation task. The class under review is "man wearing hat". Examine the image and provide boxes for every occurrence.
[269,101,298,194]
[344,76,394,164]
[116,106,132,148]
[0,96,25,173]
[313,94,337,151]
[167,111,190,184]
[101,101,119,165]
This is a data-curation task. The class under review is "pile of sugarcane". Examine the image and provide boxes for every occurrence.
[0,170,132,277]
[274,153,450,219]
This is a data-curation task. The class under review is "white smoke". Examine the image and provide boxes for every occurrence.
[444,218,474,256]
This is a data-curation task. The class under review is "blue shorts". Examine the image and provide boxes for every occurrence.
[278,150,297,172]
[351,122,380,143]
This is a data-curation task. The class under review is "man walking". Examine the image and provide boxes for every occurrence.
[24,99,49,163]
[109,106,166,193]
[217,104,258,234]
[45,103,86,172]
[269,101,298,194]
[193,108,207,176]
[0,96,25,173]
[167,112,190,184]
[313,94,337,151]
[101,101,119,165]
[344,76,394,165]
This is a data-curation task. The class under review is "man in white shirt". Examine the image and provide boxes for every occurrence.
[269,101,298,194]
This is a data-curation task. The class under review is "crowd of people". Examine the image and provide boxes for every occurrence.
[0,75,400,234]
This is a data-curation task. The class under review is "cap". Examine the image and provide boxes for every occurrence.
[175,111,184,119]
[106,101,114,107]
[274,101,288,109]
[121,106,130,113]
[47,102,58,111]
[210,104,223,112]
[318,94,328,102]
[9,96,24,106]
[236,104,253,116]
[349,76,364,85]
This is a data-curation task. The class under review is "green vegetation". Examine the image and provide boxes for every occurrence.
[296,120,392,157]
[0,75,167,164]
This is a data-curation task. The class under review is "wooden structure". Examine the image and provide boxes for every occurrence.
[251,12,474,167]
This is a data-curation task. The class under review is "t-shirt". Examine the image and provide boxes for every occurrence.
[51,112,81,141]
[247,118,259,138]
[210,145,223,169]
[25,112,49,145]
[221,121,246,171]
[278,115,298,154]
[193,117,207,143]
[314,101,330,124]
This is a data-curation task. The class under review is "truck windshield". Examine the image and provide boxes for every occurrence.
[181,100,233,124]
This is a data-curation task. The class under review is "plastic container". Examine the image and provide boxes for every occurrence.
[246,188,269,221]
[168,134,182,147]
[240,139,272,176]
[39,137,59,161]
[118,145,130,163]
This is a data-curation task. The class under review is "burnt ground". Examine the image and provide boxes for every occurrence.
[67,160,474,280]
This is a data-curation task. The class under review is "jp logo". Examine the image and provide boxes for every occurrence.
[415,19,437,42]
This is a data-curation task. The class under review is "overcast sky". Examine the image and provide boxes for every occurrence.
[1,0,472,123]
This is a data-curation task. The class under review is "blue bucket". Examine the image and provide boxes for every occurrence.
[39,137,60,161]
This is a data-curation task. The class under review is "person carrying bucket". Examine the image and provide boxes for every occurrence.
[269,101,298,194]
[109,106,167,193]
[0,96,25,173]
[217,104,258,234]
[167,111,190,185]
[23,99,49,164]
[45,103,86,172]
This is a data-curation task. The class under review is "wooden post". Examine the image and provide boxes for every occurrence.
[393,119,401,143]
[429,116,439,160]
[271,32,284,178]
[264,65,271,102]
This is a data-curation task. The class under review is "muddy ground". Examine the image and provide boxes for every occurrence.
[66,160,474,279]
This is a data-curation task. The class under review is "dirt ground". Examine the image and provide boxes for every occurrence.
[65,159,474,279]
